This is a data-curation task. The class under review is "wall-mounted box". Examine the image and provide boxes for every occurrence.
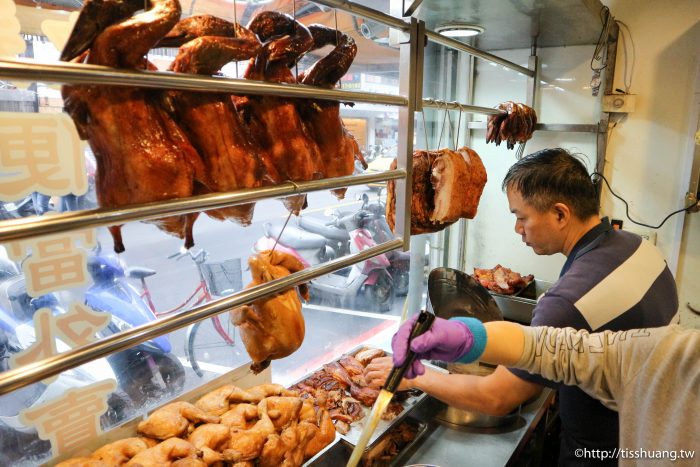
[602,94,636,113]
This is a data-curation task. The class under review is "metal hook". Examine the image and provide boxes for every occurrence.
[454,102,463,150]
[436,99,449,150]
[420,98,432,151]
[233,0,239,77]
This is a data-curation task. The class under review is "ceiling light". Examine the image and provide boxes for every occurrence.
[436,24,485,38]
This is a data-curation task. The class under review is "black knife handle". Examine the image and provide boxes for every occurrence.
[384,310,435,393]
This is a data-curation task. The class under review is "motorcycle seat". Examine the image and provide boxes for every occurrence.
[127,267,157,280]
[298,216,350,241]
[268,223,327,249]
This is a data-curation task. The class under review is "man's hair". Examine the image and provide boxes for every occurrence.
[501,148,599,219]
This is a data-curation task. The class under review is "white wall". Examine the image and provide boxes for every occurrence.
[466,46,599,283]
[602,0,700,326]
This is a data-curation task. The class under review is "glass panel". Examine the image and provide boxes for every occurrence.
[2,0,407,463]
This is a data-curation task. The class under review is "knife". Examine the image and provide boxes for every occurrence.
[346,310,435,467]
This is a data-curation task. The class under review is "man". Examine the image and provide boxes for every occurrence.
[366,148,678,465]
[390,315,699,467]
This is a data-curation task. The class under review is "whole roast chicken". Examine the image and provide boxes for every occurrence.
[231,250,309,373]
[61,0,207,252]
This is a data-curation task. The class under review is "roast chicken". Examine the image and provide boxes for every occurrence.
[124,438,204,467]
[486,101,537,149]
[161,17,268,226]
[386,147,488,234]
[230,250,309,373]
[298,24,366,199]
[61,0,207,253]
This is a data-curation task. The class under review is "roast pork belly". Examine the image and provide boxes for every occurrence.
[387,147,487,235]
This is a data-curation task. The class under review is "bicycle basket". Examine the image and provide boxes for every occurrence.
[202,259,243,297]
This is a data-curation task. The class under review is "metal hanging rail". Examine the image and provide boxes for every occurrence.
[312,0,533,77]
[0,170,406,244]
[424,30,534,77]
[0,59,407,107]
[422,97,506,116]
[0,238,404,395]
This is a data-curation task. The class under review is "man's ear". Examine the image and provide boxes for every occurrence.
[552,203,571,225]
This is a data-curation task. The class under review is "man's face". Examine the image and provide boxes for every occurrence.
[506,188,563,255]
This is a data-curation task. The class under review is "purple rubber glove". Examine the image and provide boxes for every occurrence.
[392,315,476,379]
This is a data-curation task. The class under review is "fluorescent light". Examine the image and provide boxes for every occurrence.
[436,24,485,38]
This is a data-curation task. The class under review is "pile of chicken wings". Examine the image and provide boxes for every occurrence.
[56,383,335,467]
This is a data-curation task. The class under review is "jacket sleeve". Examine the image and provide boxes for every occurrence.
[513,325,664,411]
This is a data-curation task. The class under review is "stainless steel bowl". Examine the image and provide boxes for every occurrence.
[427,268,502,322]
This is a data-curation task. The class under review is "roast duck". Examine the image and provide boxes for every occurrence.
[486,101,538,149]
[57,383,336,467]
[60,2,364,252]
[386,147,488,234]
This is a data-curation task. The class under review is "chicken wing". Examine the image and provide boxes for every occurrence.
[124,438,202,467]
[137,401,220,440]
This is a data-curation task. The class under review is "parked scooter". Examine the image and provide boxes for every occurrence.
[356,193,410,296]
[254,210,394,311]
[84,248,186,405]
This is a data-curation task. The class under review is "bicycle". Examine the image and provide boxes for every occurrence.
[132,249,244,377]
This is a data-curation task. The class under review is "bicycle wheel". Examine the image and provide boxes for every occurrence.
[185,312,244,377]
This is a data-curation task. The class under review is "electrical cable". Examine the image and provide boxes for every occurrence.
[592,172,697,229]
[615,20,635,93]
[590,6,613,73]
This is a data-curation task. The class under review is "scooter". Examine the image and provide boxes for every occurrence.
[84,249,186,405]
[356,193,410,296]
[254,210,394,312]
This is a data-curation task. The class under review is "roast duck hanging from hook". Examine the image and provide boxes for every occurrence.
[59,2,365,253]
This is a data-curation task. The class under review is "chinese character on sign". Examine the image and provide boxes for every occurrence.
[0,0,26,57]
[20,379,117,457]
[0,112,85,201]
[6,229,96,296]
[10,303,110,383]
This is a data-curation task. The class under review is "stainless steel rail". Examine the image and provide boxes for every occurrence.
[0,170,406,243]
[313,0,532,77]
[0,239,404,395]
[0,59,407,107]
[313,0,409,31]
[422,98,506,116]
[425,30,534,77]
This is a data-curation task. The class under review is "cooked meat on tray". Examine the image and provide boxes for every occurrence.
[386,147,487,234]
[231,250,309,373]
[473,264,534,295]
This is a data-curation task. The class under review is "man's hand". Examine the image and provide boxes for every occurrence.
[392,315,487,379]
[364,356,413,391]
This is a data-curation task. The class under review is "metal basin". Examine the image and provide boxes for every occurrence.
[427,268,516,428]
[427,267,502,322]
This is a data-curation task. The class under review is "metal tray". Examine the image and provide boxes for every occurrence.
[289,345,436,452]
[307,417,428,467]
